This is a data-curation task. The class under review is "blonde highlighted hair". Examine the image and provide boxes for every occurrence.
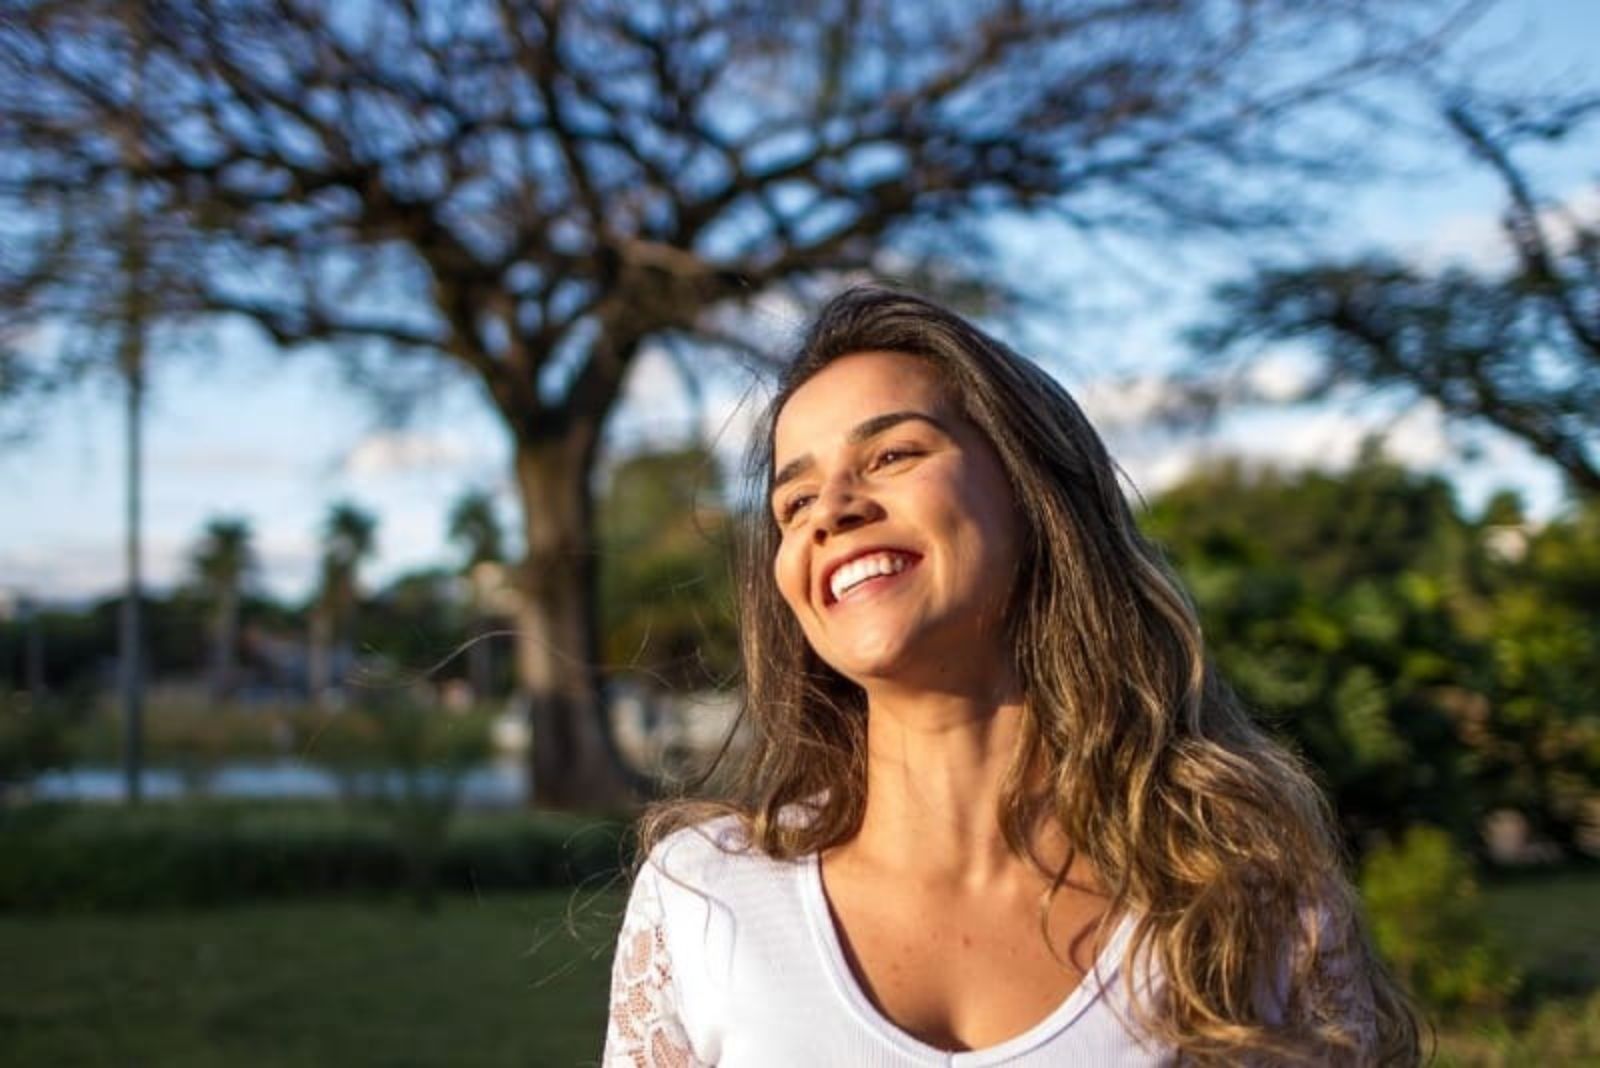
[637,285,1420,1065]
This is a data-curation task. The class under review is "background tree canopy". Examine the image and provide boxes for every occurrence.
[0,0,1560,807]
[1189,94,1600,495]
[1143,447,1600,856]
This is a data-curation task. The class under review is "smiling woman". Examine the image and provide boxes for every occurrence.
[602,287,1420,1067]
[770,352,1021,690]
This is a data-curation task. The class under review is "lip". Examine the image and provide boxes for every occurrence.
[818,545,922,607]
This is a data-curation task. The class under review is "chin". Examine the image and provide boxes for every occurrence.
[823,636,929,687]
[822,620,1009,694]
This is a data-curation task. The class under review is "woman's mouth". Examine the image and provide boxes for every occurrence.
[825,550,920,605]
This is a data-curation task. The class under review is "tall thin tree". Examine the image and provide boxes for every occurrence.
[447,488,505,704]
[116,12,151,805]
[309,501,377,706]
[190,517,255,703]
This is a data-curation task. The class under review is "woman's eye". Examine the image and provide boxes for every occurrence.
[780,494,814,522]
[872,447,920,470]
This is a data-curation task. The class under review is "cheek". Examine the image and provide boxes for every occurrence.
[946,472,1022,578]
[772,539,808,614]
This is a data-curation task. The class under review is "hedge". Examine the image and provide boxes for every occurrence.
[0,802,628,911]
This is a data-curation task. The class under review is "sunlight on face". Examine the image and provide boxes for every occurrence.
[770,351,1021,693]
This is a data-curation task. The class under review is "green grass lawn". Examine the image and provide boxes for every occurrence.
[0,890,624,1068]
[2,868,1597,1067]
[1479,867,1600,1000]
[1431,866,1600,1068]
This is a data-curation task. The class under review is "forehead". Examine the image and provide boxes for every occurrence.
[772,351,950,462]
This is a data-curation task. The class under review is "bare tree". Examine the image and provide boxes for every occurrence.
[1189,93,1600,495]
[0,0,1487,807]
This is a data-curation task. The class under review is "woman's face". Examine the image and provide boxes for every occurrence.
[770,350,1022,691]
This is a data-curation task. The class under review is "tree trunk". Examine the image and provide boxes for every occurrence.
[119,314,144,805]
[308,606,332,707]
[210,588,238,703]
[21,596,45,695]
[511,428,639,810]
[467,614,493,704]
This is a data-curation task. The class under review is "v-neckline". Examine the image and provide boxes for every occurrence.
[798,851,1137,1065]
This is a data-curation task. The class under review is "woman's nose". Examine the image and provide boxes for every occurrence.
[810,477,878,543]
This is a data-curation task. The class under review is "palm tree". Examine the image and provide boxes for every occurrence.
[448,489,504,571]
[308,501,377,705]
[447,489,505,703]
[190,517,255,703]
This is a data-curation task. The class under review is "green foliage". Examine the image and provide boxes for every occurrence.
[25,700,518,911]
[351,568,473,678]
[1464,497,1600,854]
[1360,826,1516,1014]
[1435,990,1600,1067]
[1143,449,1600,854]
[0,594,212,691]
[0,689,76,794]
[1143,450,1483,845]
[70,698,297,766]
[0,801,625,911]
[189,516,255,591]
[0,575,487,697]
[301,695,495,910]
[447,488,505,569]
[61,698,501,771]
[315,499,379,642]
[597,444,737,691]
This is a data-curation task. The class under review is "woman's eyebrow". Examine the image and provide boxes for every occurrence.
[771,410,950,493]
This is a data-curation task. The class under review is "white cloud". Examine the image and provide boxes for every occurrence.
[1103,391,1566,520]
[1215,399,1453,473]
[1411,185,1599,273]
[1242,349,1320,404]
[1074,373,1185,430]
[155,445,303,478]
[251,530,320,600]
[341,430,474,477]
[0,535,188,604]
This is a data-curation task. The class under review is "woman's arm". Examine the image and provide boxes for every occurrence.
[602,863,704,1067]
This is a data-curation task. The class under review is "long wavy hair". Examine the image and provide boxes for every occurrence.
[636,285,1420,1065]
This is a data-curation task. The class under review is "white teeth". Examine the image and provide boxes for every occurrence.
[828,552,911,601]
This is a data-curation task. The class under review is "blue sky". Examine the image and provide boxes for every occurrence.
[2,1,1595,608]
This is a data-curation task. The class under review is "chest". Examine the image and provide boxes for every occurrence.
[818,863,1114,1052]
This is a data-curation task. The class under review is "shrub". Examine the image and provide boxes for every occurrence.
[1360,824,1518,1014]
[1436,990,1600,1066]
[308,695,495,909]
[0,690,76,799]
[0,801,626,911]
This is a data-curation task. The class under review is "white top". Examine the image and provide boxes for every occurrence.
[602,817,1175,1067]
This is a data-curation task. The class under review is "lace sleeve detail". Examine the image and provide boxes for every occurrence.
[603,865,704,1068]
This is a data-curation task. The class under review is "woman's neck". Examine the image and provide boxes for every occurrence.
[846,681,1067,889]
